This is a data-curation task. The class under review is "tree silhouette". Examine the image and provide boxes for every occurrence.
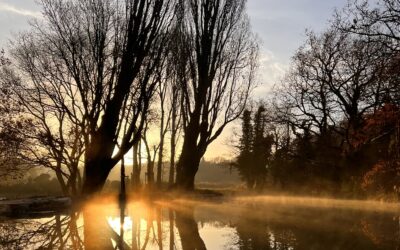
[5,0,174,196]
[174,0,258,190]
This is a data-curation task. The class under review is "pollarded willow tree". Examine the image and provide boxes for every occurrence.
[6,0,174,196]
[174,0,259,190]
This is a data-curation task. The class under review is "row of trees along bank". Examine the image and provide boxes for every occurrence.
[0,0,258,197]
[235,0,400,199]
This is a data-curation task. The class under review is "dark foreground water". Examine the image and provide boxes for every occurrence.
[1,196,400,250]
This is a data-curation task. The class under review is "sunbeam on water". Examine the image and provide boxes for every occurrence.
[1,195,400,250]
[107,216,133,232]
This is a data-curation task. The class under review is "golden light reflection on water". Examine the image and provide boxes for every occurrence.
[107,216,133,232]
[1,195,400,249]
[79,196,400,249]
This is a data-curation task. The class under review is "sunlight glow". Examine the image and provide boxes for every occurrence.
[107,216,133,232]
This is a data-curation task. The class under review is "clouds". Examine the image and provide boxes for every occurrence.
[0,1,42,47]
[0,2,41,18]
[255,50,289,96]
[247,0,348,96]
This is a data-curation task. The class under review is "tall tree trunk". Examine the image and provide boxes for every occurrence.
[175,107,203,190]
[147,162,155,186]
[156,146,164,187]
[82,109,125,196]
[131,142,141,190]
[120,157,126,205]
[168,131,176,186]
[157,108,165,187]
[175,129,201,190]
[138,141,142,184]
[169,101,177,185]
[55,165,68,196]
[82,158,114,196]
[68,162,79,197]
[143,137,155,187]
[175,153,201,190]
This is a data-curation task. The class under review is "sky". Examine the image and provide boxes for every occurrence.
[0,0,349,160]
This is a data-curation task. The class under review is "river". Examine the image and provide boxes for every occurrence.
[1,195,399,249]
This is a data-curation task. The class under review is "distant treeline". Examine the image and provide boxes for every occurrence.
[110,159,241,191]
[0,173,62,198]
[235,0,400,200]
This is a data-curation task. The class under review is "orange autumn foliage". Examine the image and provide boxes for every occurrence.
[357,103,400,195]
[351,103,400,149]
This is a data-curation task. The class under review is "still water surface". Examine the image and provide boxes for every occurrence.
[1,196,399,249]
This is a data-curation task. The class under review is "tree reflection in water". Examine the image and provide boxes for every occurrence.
[175,206,206,250]
[1,198,400,250]
[82,200,207,250]
[233,202,400,250]
[0,212,83,249]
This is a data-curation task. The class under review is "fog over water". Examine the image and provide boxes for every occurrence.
[1,195,399,249]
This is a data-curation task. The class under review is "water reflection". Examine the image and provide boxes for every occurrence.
[1,196,400,249]
[176,206,206,250]
[0,212,83,249]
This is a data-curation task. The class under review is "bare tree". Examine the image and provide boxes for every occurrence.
[275,28,389,147]
[174,0,259,190]
[142,120,158,187]
[7,0,174,196]
[0,50,30,179]
[168,83,183,186]
[155,75,173,187]
[2,57,85,195]
[274,29,344,137]
[164,13,186,186]
[0,73,85,196]
[130,140,142,190]
[337,0,400,51]
[0,212,83,249]
[336,0,400,104]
